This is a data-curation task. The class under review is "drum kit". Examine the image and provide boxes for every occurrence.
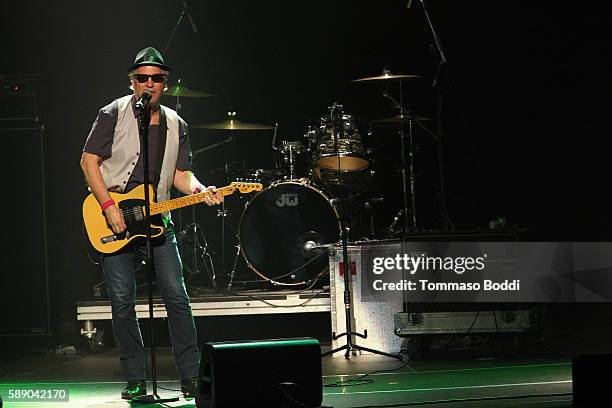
[164,69,437,290]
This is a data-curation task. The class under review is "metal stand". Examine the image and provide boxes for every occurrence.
[321,203,402,361]
[382,91,440,234]
[174,105,232,289]
[178,220,216,288]
[280,141,305,180]
[132,101,179,404]
[417,0,450,229]
[226,124,279,291]
[321,104,402,361]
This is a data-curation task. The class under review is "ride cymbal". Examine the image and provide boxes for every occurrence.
[192,119,274,131]
[351,70,422,83]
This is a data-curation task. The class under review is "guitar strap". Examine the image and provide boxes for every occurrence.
[153,107,168,191]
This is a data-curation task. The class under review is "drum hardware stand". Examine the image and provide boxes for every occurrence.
[280,140,304,180]
[168,85,225,289]
[175,143,233,290]
[226,242,242,291]
[330,102,343,173]
[364,197,384,238]
[382,91,440,234]
[321,197,402,361]
[132,95,180,404]
[177,222,216,288]
[217,203,230,284]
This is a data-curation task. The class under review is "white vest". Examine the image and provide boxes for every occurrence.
[99,95,180,221]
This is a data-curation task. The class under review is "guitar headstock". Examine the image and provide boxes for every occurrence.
[230,180,264,194]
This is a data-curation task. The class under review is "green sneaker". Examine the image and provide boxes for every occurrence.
[180,377,200,399]
[121,379,147,400]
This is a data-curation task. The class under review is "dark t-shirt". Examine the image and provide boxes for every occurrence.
[83,98,191,192]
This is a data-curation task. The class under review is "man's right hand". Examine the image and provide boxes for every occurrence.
[104,205,126,233]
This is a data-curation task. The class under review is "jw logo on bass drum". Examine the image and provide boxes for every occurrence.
[276,193,299,207]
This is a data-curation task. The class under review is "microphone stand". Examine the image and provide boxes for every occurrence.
[322,104,402,362]
[418,0,450,229]
[132,101,179,404]
[164,0,198,54]
[321,199,402,361]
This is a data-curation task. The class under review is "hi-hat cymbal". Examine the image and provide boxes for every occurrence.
[192,119,274,131]
[351,70,422,83]
[371,114,431,126]
[163,84,215,97]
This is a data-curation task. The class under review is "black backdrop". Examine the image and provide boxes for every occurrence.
[0,0,608,340]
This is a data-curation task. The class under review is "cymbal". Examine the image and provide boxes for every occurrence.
[192,119,274,131]
[371,114,431,126]
[163,84,214,98]
[351,70,422,83]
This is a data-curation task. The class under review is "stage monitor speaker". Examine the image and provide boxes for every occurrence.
[572,353,612,407]
[0,125,49,336]
[196,337,323,408]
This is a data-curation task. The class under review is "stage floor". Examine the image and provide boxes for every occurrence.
[0,346,572,407]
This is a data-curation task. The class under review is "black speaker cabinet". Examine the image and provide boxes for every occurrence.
[196,337,323,408]
[572,353,612,407]
[0,125,49,336]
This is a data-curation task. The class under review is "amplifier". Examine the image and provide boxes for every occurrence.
[0,74,40,122]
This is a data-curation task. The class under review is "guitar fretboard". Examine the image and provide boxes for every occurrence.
[149,186,236,215]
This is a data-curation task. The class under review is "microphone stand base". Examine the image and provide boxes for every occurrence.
[322,341,403,361]
[131,394,180,404]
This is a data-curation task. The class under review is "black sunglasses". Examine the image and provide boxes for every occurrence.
[133,73,166,83]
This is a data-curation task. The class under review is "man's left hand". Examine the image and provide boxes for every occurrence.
[194,185,223,206]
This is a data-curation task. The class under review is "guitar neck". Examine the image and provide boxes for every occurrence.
[149,185,235,216]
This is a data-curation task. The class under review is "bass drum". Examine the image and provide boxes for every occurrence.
[238,181,340,285]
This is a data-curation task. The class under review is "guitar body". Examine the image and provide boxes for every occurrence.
[83,184,164,254]
[83,181,262,254]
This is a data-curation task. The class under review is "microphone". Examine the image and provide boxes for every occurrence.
[301,240,333,258]
[135,90,152,110]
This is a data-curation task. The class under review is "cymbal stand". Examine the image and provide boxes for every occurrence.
[172,95,225,288]
[382,91,440,233]
[227,124,279,291]
[180,155,217,288]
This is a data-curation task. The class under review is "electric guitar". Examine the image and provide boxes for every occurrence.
[82,182,262,254]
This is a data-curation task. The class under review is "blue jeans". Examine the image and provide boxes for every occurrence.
[102,228,199,381]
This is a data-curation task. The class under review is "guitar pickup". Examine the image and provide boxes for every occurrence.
[100,231,129,244]
[100,235,117,244]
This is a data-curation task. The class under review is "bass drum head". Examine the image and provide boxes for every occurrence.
[238,181,340,285]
